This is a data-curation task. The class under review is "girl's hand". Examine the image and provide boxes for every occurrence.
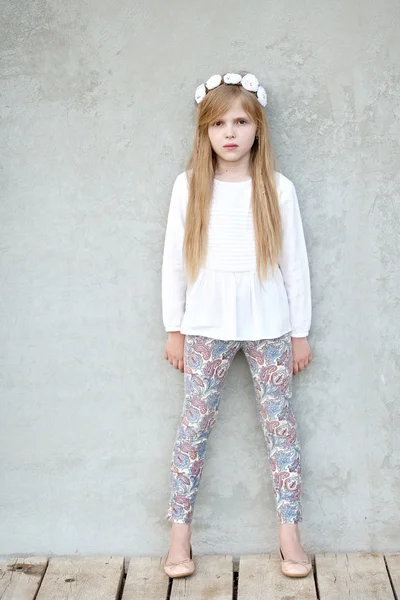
[164,332,186,373]
[291,337,312,375]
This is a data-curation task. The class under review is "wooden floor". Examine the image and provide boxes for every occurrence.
[1,552,399,599]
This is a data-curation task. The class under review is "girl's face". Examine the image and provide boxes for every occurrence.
[207,97,257,165]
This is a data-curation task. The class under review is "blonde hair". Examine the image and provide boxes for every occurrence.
[183,80,282,286]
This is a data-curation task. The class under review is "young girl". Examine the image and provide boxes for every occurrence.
[161,72,313,579]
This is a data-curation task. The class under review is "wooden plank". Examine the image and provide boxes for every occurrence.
[0,556,48,600]
[315,553,394,600]
[35,555,124,600]
[122,557,169,600]
[170,554,232,600]
[385,554,400,597]
[238,553,317,600]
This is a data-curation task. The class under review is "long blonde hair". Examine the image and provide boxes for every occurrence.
[184,80,282,286]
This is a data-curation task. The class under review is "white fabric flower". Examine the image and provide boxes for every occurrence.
[257,85,268,106]
[223,73,242,84]
[241,73,259,92]
[195,83,207,104]
[194,72,268,107]
[205,74,222,90]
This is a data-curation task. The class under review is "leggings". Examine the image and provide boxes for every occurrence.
[165,332,303,525]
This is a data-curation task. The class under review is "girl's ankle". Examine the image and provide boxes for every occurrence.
[171,523,192,538]
[279,523,300,538]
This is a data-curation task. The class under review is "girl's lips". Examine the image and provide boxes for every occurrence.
[223,145,238,148]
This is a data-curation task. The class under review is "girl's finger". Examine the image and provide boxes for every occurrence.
[293,361,299,375]
[179,359,184,372]
[298,360,305,371]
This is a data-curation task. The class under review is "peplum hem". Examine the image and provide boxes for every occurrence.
[180,267,292,341]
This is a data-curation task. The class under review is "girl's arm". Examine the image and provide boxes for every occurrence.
[278,179,312,338]
[161,173,188,333]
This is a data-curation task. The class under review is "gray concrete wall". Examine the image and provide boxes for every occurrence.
[1,0,399,556]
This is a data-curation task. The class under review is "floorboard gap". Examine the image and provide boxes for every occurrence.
[232,569,238,600]
[115,563,126,600]
[165,576,173,600]
[32,559,50,600]
[312,556,320,600]
[384,555,398,600]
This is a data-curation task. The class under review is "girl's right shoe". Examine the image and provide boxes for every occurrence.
[164,543,194,578]
[279,547,312,578]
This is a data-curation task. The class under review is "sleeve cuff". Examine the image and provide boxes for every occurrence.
[291,332,309,338]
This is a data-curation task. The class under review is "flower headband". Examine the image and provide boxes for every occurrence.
[195,73,268,107]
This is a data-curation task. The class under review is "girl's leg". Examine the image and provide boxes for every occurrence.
[242,332,308,561]
[166,334,240,560]
[242,332,301,523]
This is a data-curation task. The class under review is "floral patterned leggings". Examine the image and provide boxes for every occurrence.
[166,332,303,525]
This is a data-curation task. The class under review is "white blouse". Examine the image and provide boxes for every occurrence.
[161,171,312,341]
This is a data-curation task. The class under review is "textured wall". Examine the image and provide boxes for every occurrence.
[1,0,399,556]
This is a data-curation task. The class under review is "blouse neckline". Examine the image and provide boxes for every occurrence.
[213,178,252,184]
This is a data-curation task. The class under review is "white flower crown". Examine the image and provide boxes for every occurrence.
[195,72,268,107]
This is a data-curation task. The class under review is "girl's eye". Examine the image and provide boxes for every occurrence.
[213,120,247,126]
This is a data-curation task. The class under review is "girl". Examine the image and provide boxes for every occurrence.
[161,72,313,579]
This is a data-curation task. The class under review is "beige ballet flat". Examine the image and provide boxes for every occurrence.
[164,544,194,578]
[280,547,312,578]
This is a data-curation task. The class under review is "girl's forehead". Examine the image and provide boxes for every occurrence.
[216,103,252,120]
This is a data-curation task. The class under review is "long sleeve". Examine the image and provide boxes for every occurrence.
[161,173,188,332]
[278,179,312,338]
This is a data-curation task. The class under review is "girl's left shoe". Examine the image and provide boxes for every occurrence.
[164,544,194,578]
[279,547,312,578]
